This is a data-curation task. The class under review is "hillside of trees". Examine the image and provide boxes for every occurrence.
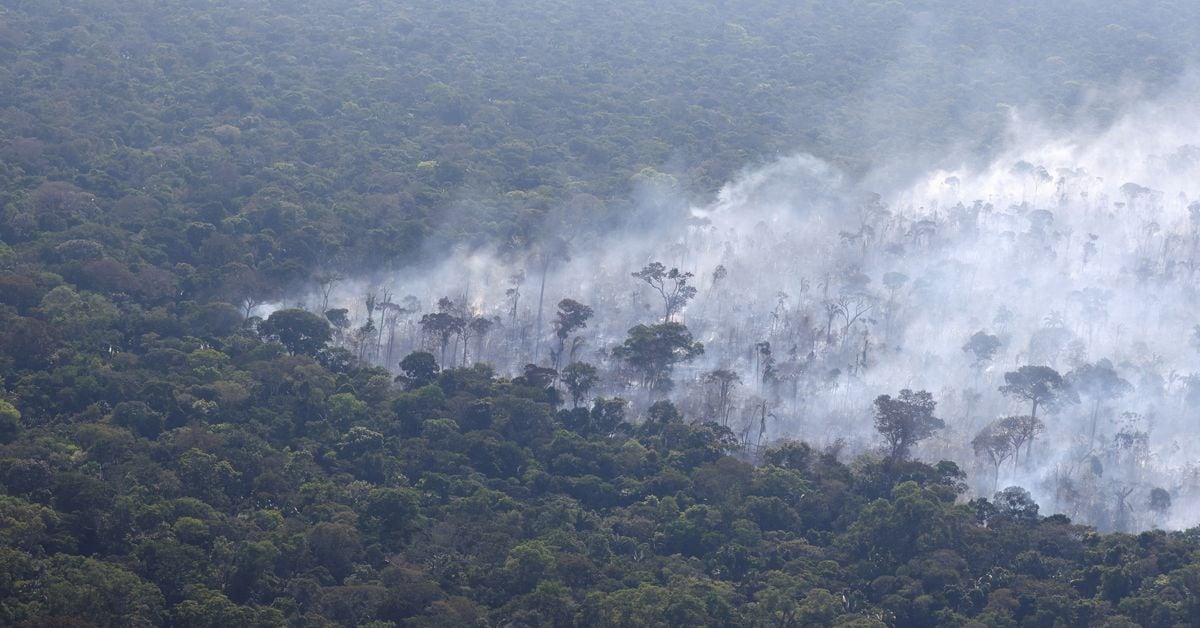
[7,0,1200,625]
[7,330,1200,626]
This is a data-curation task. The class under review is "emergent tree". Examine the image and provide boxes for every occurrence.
[613,322,704,393]
[632,262,698,321]
[873,389,944,462]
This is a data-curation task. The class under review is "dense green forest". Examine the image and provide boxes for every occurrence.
[7,0,1200,626]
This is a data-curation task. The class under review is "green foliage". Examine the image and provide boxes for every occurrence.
[999,365,1077,418]
[110,401,164,439]
[873,389,945,461]
[7,554,165,627]
[1,1,1200,625]
[399,351,440,390]
[632,262,698,321]
[3,312,1178,627]
[258,308,332,357]
[561,361,599,408]
[0,400,20,443]
[613,322,704,391]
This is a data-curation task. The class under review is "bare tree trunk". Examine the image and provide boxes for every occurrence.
[534,261,548,361]
[385,324,396,368]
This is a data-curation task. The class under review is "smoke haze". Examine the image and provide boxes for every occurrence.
[278,74,1200,532]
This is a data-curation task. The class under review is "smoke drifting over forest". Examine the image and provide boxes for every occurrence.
[291,79,1200,532]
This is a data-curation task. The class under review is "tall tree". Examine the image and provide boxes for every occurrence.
[998,414,1045,465]
[612,322,704,393]
[259,309,332,357]
[703,369,741,427]
[467,316,495,366]
[550,298,593,371]
[873,389,944,462]
[561,361,599,408]
[963,331,1002,368]
[398,351,439,390]
[1067,360,1131,449]
[632,262,698,321]
[710,264,729,318]
[999,365,1076,420]
[531,237,571,361]
[419,311,465,367]
[972,419,1016,491]
[378,301,406,368]
[314,268,343,312]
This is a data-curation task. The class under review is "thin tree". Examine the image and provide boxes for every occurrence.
[315,270,343,314]
[1067,360,1131,450]
[836,294,873,350]
[419,311,464,367]
[998,414,1044,465]
[973,420,1017,492]
[711,264,728,318]
[532,237,571,361]
[468,317,495,365]
[632,261,698,321]
[551,299,593,372]
[703,369,742,427]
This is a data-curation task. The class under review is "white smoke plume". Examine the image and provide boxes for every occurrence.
[278,77,1200,532]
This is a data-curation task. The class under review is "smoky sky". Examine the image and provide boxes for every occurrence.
[265,65,1200,532]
